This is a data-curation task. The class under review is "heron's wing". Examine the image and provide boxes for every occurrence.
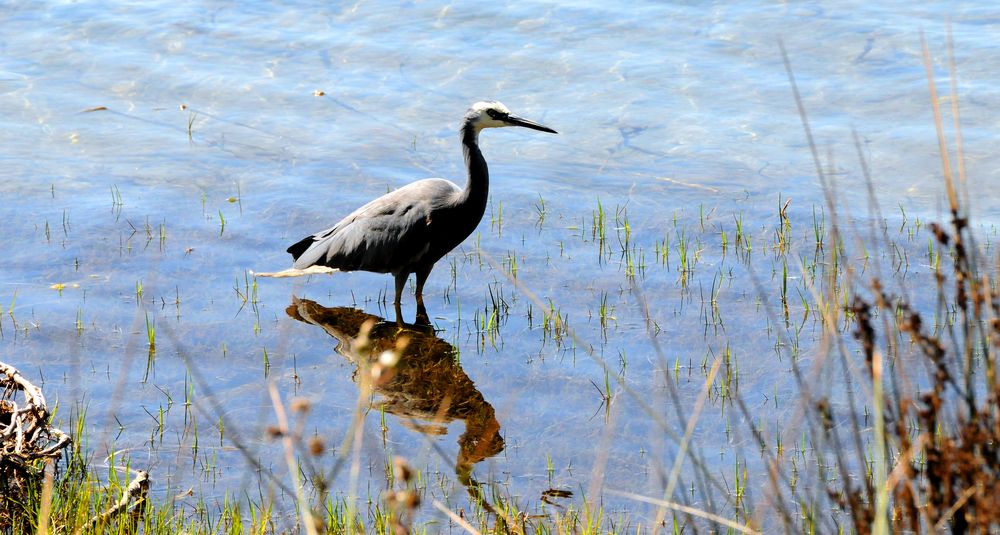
[291,179,459,273]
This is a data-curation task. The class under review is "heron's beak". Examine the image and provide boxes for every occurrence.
[505,114,558,134]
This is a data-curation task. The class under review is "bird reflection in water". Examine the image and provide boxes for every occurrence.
[285,297,503,496]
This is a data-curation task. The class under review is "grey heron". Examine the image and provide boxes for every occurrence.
[286,101,557,325]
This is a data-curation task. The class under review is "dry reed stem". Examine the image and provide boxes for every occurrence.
[872,349,889,535]
[655,356,724,531]
[35,460,54,535]
[608,490,761,534]
[945,22,968,199]
[920,31,958,213]
[267,382,319,535]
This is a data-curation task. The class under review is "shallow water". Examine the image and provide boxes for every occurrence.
[2,0,999,530]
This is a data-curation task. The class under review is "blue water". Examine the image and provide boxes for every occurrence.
[1,1,997,530]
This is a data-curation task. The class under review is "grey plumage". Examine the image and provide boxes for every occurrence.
[288,101,557,325]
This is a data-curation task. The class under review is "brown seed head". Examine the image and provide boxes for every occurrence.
[394,457,414,484]
[290,398,311,413]
[309,436,325,456]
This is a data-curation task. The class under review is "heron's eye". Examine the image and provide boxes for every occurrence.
[486,109,505,120]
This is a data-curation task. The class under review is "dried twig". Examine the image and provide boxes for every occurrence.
[73,470,149,535]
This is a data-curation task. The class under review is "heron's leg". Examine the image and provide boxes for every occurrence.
[414,266,433,325]
[393,272,408,326]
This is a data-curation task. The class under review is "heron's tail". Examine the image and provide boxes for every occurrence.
[287,235,316,261]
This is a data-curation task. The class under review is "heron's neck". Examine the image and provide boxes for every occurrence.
[459,123,489,212]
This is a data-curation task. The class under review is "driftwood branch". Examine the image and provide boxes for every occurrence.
[1,360,73,529]
[0,361,71,482]
[74,469,150,535]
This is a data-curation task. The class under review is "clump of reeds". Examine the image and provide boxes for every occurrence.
[769,29,1000,533]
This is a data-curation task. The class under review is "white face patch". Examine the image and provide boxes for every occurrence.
[467,101,511,130]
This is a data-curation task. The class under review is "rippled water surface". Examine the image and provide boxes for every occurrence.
[2,1,999,530]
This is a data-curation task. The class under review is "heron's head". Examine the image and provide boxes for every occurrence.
[464,101,557,134]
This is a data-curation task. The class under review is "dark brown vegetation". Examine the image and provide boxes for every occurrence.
[832,208,1000,533]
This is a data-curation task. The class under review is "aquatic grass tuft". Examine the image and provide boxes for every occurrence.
[145,310,155,350]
